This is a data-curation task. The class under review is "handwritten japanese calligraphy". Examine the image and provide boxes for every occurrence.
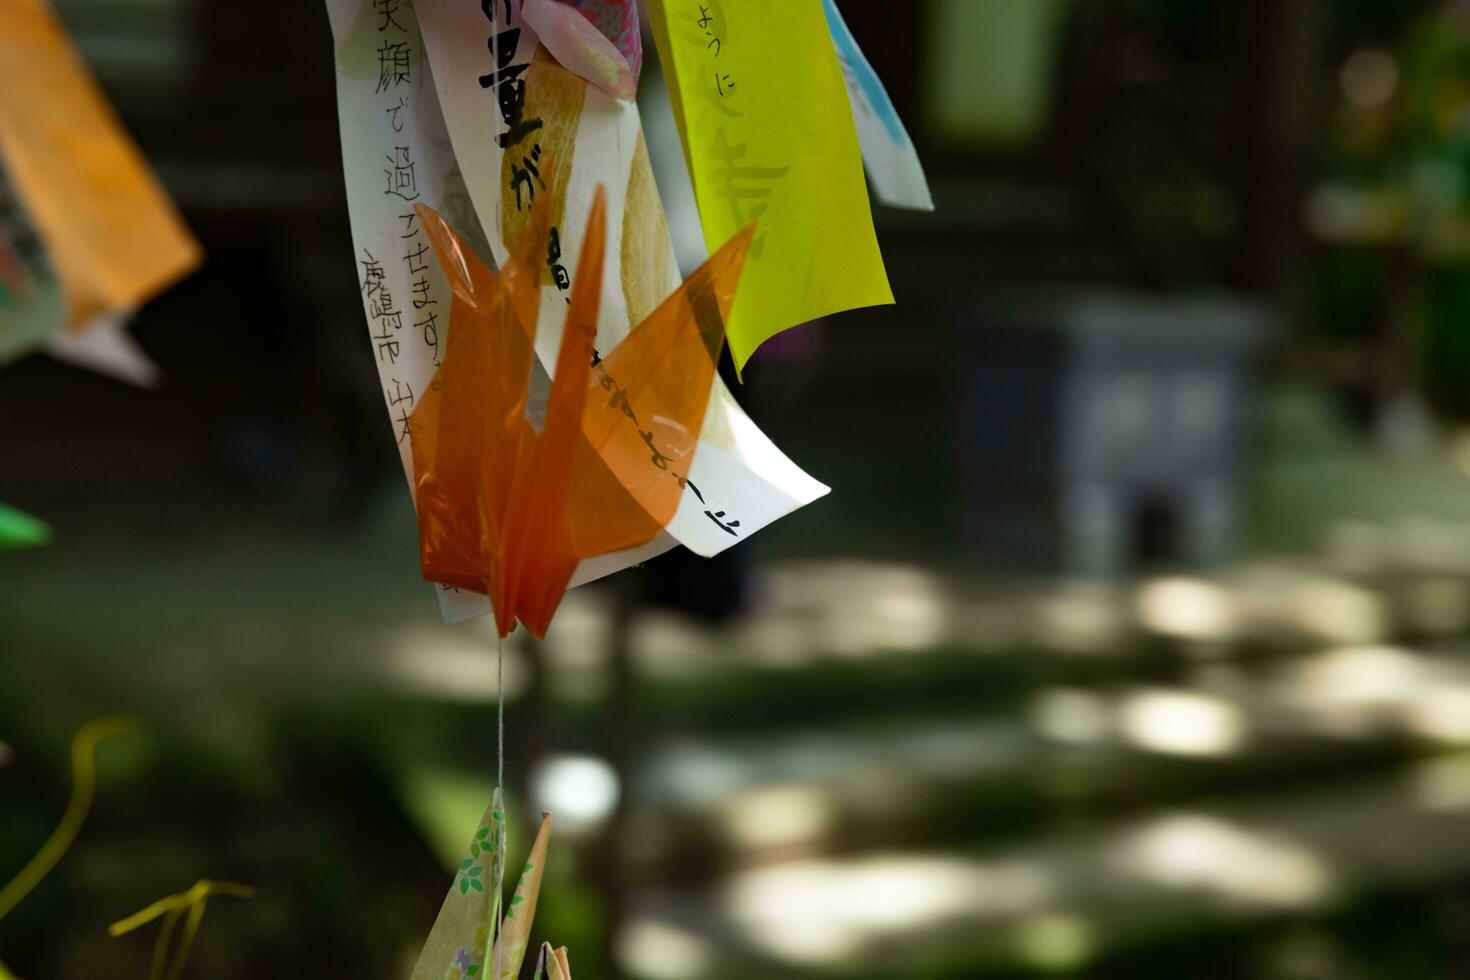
[329,0,488,621]
[414,0,831,569]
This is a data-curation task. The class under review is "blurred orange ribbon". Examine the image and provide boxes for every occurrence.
[0,0,200,328]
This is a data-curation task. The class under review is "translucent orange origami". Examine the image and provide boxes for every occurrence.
[410,187,752,638]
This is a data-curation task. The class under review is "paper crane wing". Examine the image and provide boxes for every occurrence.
[566,220,752,559]
[408,795,553,980]
[409,187,751,638]
[408,200,535,627]
[537,942,572,980]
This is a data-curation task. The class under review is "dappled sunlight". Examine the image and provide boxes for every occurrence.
[531,754,620,835]
[1266,644,1470,745]
[1135,576,1238,640]
[541,588,614,701]
[1232,565,1389,644]
[630,610,723,679]
[1277,645,1428,725]
[617,919,716,980]
[756,559,954,657]
[1028,582,1129,653]
[17,1,1470,976]
[731,613,822,670]
[1012,913,1097,972]
[633,720,1023,856]
[1408,752,1470,812]
[718,854,1052,966]
[1391,516,1470,575]
[1114,814,1334,910]
[1403,685,1470,743]
[718,785,838,850]
[1029,687,1112,745]
[383,626,529,702]
[1118,688,1247,757]
[641,741,751,807]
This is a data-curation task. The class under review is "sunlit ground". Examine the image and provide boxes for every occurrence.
[9,387,1470,977]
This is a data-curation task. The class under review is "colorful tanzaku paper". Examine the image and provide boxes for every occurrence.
[823,0,934,211]
[415,0,829,564]
[0,0,199,330]
[648,0,893,372]
[332,0,825,626]
[0,0,194,379]
[0,174,159,383]
[326,0,498,622]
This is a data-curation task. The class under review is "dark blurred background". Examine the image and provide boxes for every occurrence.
[11,0,1470,977]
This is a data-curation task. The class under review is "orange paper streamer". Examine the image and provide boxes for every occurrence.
[410,186,752,638]
[0,0,200,327]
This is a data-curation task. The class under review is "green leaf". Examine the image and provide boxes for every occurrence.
[460,859,474,870]
[471,843,481,859]
[477,827,490,840]
[468,866,482,877]
[460,879,470,895]
[469,878,484,892]
[0,502,50,552]
[523,863,534,873]
[466,966,479,977]
[510,895,524,906]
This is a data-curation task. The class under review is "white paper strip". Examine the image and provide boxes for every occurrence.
[44,313,160,388]
[326,0,491,622]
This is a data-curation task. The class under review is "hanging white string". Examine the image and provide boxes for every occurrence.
[496,634,505,834]
[494,631,505,980]
[490,10,507,980]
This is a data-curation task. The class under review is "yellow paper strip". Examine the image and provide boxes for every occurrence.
[649,0,893,373]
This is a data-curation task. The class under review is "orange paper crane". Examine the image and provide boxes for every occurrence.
[410,187,753,639]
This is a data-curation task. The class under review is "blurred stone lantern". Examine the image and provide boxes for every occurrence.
[962,293,1268,576]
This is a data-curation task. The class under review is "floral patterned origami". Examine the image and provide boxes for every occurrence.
[521,0,642,100]
[410,793,553,980]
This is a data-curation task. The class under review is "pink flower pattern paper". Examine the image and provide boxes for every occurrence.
[556,0,642,81]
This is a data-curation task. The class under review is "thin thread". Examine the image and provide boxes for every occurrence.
[495,632,506,980]
[491,5,506,976]
[497,634,505,838]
